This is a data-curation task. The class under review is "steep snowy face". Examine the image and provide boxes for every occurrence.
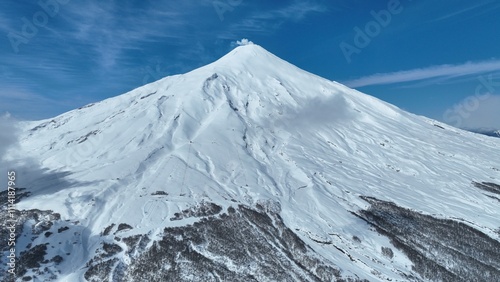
[16,44,402,174]
[5,44,500,281]
[14,44,409,228]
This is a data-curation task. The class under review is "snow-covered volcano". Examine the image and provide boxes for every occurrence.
[2,44,500,281]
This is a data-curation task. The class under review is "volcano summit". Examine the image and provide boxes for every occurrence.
[2,44,500,281]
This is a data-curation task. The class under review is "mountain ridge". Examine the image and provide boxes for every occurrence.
[466,128,500,138]
[3,44,500,281]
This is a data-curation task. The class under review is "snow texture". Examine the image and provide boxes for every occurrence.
[2,44,500,281]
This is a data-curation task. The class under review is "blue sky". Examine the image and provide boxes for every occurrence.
[1,0,499,129]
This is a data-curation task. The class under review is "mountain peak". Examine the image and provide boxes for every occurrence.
[204,42,318,80]
[225,42,268,57]
[7,42,500,281]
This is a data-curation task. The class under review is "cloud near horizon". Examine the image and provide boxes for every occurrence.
[344,60,500,88]
[443,94,500,130]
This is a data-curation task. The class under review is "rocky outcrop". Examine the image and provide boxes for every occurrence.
[356,196,500,282]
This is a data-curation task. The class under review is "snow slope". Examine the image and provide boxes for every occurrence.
[3,44,500,281]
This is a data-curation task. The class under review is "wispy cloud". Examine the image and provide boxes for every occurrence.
[59,2,191,70]
[254,0,327,21]
[0,1,218,120]
[220,0,327,37]
[427,2,496,23]
[344,60,500,88]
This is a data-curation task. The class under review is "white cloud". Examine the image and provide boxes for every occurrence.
[0,1,218,120]
[237,38,254,46]
[277,95,356,130]
[443,94,500,130]
[59,2,189,70]
[0,113,83,190]
[220,0,327,38]
[0,114,19,159]
[0,114,20,187]
[254,0,327,21]
[344,60,500,88]
[1,0,326,120]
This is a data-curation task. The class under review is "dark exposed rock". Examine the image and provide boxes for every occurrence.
[381,247,394,259]
[102,224,115,236]
[84,258,119,282]
[203,73,219,89]
[102,243,123,257]
[57,226,70,233]
[115,223,133,233]
[19,244,48,270]
[78,103,96,110]
[170,201,223,221]
[356,196,500,282]
[123,205,348,281]
[140,91,157,99]
[0,202,83,281]
[472,181,500,195]
[0,188,31,205]
[122,235,141,249]
[0,208,59,259]
[50,255,63,264]
[83,204,368,281]
[67,130,100,145]
[151,191,168,196]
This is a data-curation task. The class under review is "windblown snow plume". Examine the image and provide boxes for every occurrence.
[236,38,254,46]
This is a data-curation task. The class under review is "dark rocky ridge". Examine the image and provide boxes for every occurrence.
[472,181,500,195]
[85,203,367,282]
[5,186,500,281]
[0,194,71,281]
[355,196,500,282]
